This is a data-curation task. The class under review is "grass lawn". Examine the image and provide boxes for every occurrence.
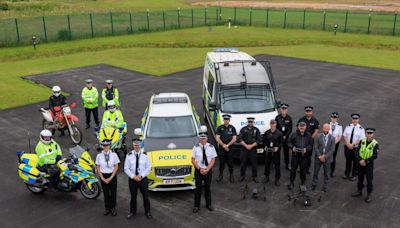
[1,26,399,110]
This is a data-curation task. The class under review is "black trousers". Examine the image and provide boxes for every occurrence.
[306,141,314,171]
[330,143,340,174]
[290,154,308,185]
[129,178,150,213]
[344,146,359,177]
[101,173,117,210]
[282,139,290,166]
[85,107,99,126]
[358,163,374,193]
[264,151,281,179]
[240,148,257,178]
[194,169,213,207]
[218,146,234,174]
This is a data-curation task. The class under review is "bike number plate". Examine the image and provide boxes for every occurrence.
[163,179,184,185]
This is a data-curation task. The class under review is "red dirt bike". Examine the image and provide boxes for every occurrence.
[39,102,82,144]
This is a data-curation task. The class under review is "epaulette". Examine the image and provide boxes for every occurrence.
[195,144,200,147]
[143,151,147,155]
[128,152,132,156]
[208,144,214,148]
[359,126,363,129]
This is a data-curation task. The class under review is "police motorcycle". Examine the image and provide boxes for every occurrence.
[16,145,100,199]
[95,122,127,159]
[39,102,82,145]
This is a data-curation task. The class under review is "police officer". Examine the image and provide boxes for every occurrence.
[263,119,283,186]
[298,106,320,174]
[125,139,152,219]
[275,103,293,171]
[287,121,313,190]
[329,112,343,178]
[102,80,120,109]
[102,100,126,132]
[343,114,365,181]
[352,128,379,203]
[96,140,120,216]
[35,129,62,187]
[215,114,237,183]
[49,85,67,136]
[239,117,261,183]
[192,132,217,213]
[81,79,99,129]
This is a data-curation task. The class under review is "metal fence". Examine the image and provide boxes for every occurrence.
[0,7,398,46]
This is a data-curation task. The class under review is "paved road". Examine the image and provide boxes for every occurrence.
[1,55,399,228]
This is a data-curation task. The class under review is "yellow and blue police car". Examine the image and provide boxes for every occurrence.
[134,93,207,191]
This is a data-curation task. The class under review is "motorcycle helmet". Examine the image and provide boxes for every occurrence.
[107,100,116,113]
[40,129,53,144]
[52,85,61,97]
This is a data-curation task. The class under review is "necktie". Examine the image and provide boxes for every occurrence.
[350,126,355,144]
[135,153,139,175]
[202,146,208,166]
[332,124,336,132]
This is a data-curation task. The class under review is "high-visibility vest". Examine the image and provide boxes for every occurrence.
[35,141,62,166]
[359,138,378,160]
[81,87,98,109]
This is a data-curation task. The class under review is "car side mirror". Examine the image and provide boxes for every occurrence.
[200,125,208,133]
[209,102,217,111]
[134,128,142,136]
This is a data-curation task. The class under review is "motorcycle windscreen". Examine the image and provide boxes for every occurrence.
[79,152,95,171]
[18,163,40,184]
[99,127,121,144]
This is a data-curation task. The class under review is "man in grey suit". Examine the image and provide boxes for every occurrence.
[312,123,335,192]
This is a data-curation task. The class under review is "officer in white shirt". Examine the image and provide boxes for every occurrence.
[192,132,217,213]
[95,140,120,216]
[343,114,365,181]
[125,139,152,220]
[329,112,343,178]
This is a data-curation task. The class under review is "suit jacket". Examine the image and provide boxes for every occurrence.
[313,133,335,163]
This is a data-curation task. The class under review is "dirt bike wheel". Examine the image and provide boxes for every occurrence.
[69,124,82,145]
[42,119,55,135]
[80,182,100,199]
[26,184,46,194]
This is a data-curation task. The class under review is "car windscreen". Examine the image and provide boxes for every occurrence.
[219,86,275,114]
[146,116,197,138]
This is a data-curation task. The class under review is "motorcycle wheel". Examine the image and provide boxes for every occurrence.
[69,124,82,145]
[80,182,100,199]
[26,184,46,194]
[42,119,55,135]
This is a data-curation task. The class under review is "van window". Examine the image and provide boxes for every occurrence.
[207,72,214,96]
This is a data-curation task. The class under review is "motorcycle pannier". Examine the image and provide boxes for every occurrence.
[18,163,40,184]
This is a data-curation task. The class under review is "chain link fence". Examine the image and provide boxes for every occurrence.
[0,7,398,47]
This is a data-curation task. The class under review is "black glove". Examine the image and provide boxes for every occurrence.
[56,155,62,162]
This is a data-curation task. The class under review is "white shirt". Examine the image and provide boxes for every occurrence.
[329,122,343,142]
[124,150,151,179]
[95,151,120,174]
[343,124,365,145]
[192,143,217,169]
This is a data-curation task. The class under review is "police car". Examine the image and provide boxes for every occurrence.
[202,48,279,157]
[134,93,207,191]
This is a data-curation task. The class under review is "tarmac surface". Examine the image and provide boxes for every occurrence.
[1,55,399,228]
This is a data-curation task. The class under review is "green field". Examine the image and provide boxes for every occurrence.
[1,26,399,110]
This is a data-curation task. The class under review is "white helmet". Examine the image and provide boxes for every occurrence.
[40,129,53,144]
[107,100,116,112]
[52,86,61,97]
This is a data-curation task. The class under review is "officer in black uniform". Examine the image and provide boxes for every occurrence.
[275,103,293,171]
[215,114,237,183]
[263,119,283,186]
[239,117,261,183]
[287,121,313,190]
[298,106,320,174]
[352,128,379,203]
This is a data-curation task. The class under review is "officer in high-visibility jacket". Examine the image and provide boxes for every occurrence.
[35,129,62,187]
[352,128,379,203]
[102,100,127,133]
[81,79,99,129]
[102,80,120,109]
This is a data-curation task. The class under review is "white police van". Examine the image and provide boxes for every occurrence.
[202,48,279,156]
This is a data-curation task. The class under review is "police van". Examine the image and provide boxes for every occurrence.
[134,93,207,191]
[202,48,279,156]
